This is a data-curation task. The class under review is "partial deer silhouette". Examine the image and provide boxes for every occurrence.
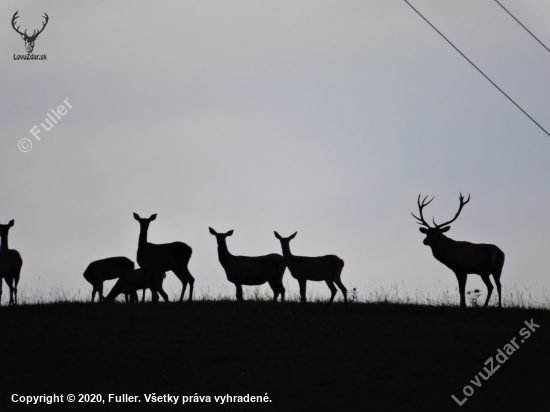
[412,193,505,308]
[104,269,168,303]
[0,220,23,306]
[134,213,194,302]
[209,228,286,302]
[83,257,135,302]
[274,231,347,308]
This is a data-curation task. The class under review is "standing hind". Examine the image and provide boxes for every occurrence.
[0,220,23,306]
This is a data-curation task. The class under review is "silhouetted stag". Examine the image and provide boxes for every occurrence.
[209,228,286,302]
[412,193,505,308]
[83,257,135,302]
[274,232,347,308]
[104,269,168,303]
[134,213,194,302]
[0,220,23,306]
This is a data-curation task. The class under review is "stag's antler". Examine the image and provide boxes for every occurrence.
[11,11,26,37]
[30,13,49,39]
[411,194,434,228]
[11,11,49,39]
[433,193,470,228]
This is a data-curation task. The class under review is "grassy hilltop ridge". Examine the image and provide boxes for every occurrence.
[1,300,549,411]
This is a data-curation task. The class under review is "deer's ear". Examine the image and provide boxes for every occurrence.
[8,220,14,227]
[226,230,234,236]
[274,231,282,240]
[149,214,157,221]
[133,213,140,220]
[441,226,450,232]
[209,227,216,235]
[419,227,428,234]
[289,232,297,240]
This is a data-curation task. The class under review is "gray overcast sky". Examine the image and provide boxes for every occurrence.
[1,0,550,303]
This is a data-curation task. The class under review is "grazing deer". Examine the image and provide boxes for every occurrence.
[0,220,23,306]
[83,257,135,302]
[412,193,505,308]
[134,213,194,302]
[209,228,286,302]
[274,231,347,307]
[104,269,168,303]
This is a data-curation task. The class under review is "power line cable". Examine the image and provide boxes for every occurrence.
[403,0,550,138]
[494,0,550,54]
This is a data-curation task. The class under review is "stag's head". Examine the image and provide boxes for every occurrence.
[133,213,156,230]
[12,11,49,54]
[412,193,470,246]
[0,220,15,238]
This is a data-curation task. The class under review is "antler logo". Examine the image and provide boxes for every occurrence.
[11,11,49,54]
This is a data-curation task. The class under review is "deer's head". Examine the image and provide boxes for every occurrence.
[12,11,49,54]
[0,220,15,238]
[133,213,156,231]
[209,227,234,242]
[274,231,297,246]
[412,193,470,246]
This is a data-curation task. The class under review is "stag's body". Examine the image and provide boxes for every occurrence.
[413,194,504,308]
[83,257,135,302]
[209,228,286,301]
[104,269,168,303]
[274,232,347,307]
[0,220,23,306]
[134,213,194,302]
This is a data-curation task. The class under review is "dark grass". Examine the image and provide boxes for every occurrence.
[1,300,549,411]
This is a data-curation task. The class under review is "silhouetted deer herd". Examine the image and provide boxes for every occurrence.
[0,194,506,308]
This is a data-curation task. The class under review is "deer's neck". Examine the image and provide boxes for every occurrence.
[0,234,7,252]
[138,227,148,250]
[217,239,233,262]
[429,235,456,260]
[280,244,293,260]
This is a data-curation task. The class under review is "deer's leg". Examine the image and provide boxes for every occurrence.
[455,272,467,308]
[236,283,243,301]
[326,280,337,308]
[480,274,494,308]
[187,273,195,302]
[268,281,279,302]
[494,276,502,308]
[13,276,18,306]
[141,289,146,303]
[298,279,307,305]
[98,282,105,302]
[5,278,14,306]
[158,288,169,302]
[335,278,348,304]
[0,278,3,305]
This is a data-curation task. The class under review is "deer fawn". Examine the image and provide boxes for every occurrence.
[274,231,347,308]
[83,257,135,302]
[412,193,505,308]
[0,220,23,306]
[134,213,194,302]
[209,228,286,302]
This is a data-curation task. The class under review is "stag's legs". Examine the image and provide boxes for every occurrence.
[455,272,467,308]
[13,277,19,306]
[494,276,502,308]
[0,278,3,305]
[157,288,169,302]
[480,274,494,308]
[98,282,105,302]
